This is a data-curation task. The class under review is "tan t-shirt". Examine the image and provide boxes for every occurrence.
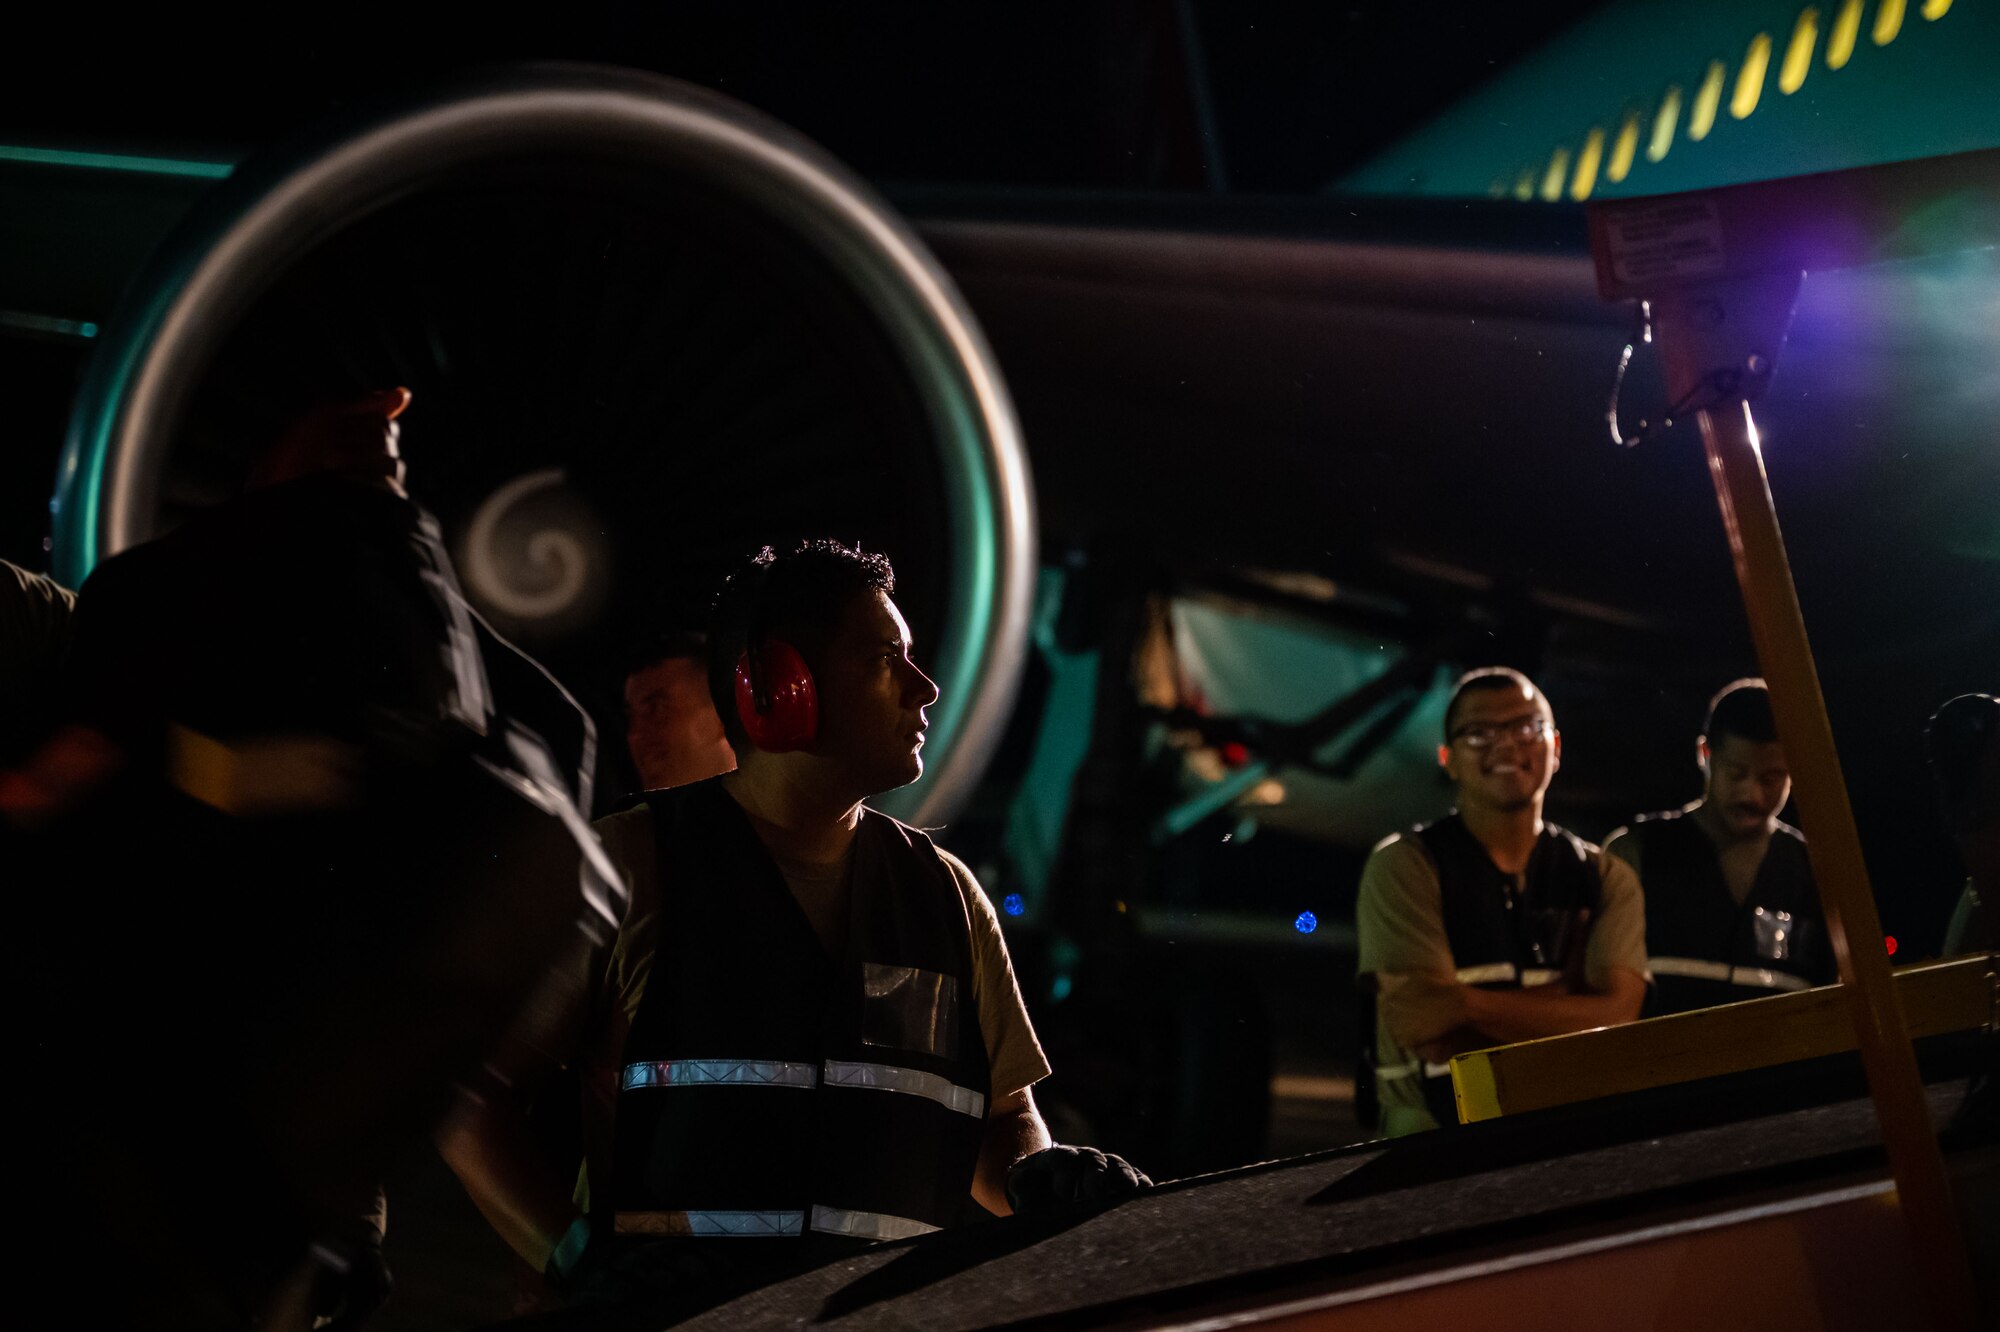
[570,801,1051,1208]
[1355,828,1648,1137]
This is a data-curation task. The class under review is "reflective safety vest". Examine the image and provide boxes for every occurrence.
[1626,810,1832,1015]
[1370,812,1603,1128]
[605,780,990,1251]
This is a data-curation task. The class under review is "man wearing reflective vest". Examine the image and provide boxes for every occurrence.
[1606,679,1835,1015]
[1356,667,1648,1136]
[445,539,1145,1315]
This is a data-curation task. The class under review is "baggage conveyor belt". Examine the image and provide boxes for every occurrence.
[608,1067,1996,1330]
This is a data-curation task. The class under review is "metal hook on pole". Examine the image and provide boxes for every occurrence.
[1606,299,1652,448]
[1668,271,1978,1332]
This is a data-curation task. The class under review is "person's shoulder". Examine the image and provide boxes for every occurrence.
[0,562,76,659]
[605,776,731,825]
[930,843,974,879]
[592,801,655,838]
[1582,833,1644,895]
[1628,805,1693,833]
[74,536,160,595]
[902,841,1001,955]
[591,802,657,876]
[913,834,984,895]
[861,802,933,840]
[1,559,74,611]
[1358,830,1440,904]
[1543,820,1604,859]
[860,806,965,869]
[1546,824,1640,891]
[1366,828,1433,865]
[1602,821,1649,873]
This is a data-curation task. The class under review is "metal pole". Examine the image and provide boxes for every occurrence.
[1696,398,1979,1331]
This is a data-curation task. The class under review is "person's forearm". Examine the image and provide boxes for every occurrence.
[1377,973,1478,1048]
[1462,979,1642,1046]
[972,1092,1052,1216]
[437,1096,580,1271]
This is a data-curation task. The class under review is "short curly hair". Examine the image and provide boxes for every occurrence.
[1702,678,1778,748]
[705,540,896,753]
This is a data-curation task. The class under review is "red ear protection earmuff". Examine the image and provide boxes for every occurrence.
[734,639,818,752]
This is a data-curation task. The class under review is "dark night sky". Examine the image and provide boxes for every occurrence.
[2,2,1604,192]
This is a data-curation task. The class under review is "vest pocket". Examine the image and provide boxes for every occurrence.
[859,962,960,1059]
[1750,905,1794,962]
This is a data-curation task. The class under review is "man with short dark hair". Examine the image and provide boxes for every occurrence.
[621,630,735,791]
[1356,667,1648,1136]
[444,540,1145,1317]
[1606,678,1835,1014]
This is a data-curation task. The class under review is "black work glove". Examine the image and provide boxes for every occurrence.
[308,1225,392,1332]
[1005,1145,1151,1216]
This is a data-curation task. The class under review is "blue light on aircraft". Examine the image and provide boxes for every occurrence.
[1002,893,1025,917]
[1294,911,1318,935]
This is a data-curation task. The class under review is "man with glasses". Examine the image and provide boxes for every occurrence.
[1356,667,1648,1135]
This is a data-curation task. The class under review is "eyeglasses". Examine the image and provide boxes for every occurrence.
[1448,716,1551,749]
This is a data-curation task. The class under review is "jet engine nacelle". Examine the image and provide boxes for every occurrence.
[50,64,1036,824]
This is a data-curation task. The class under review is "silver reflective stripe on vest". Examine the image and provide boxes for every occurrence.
[621,1060,819,1092]
[822,1060,986,1119]
[1374,1059,1453,1083]
[1649,957,1813,993]
[1732,966,1811,993]
[613,1209,805,1237]
[809,1204,941,1241]
[1455,963,1560,986]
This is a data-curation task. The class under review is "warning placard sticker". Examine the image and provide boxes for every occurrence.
[1602,199,1726,286]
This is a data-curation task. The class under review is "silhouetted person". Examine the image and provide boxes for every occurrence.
[9,389,617,1331]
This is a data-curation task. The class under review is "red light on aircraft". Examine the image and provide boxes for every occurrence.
[1885,935,1898,956]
